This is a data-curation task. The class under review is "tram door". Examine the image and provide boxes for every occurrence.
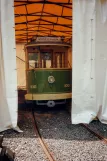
[55,52,65,68]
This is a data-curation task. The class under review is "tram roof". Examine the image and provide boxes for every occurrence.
[14,0,72,44]
[25,42,71,47]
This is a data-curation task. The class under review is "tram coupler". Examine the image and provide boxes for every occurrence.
[0,135,15,161]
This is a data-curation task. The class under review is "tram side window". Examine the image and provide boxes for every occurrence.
[40,52,52,68]
[28,53,39,68]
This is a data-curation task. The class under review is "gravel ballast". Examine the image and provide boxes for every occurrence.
[35,110,107,161]
[87,120,107,139]
[0,109,107,161]
[0,112,47,161]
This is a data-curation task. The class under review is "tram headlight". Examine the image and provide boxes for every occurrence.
[48,76,55,84]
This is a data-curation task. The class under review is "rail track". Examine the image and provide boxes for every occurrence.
[81,123,107,144]
[28,111,56,161]
[30,110,107,161]
[22,107,107,161]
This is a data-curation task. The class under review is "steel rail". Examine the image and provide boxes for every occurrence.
[30,112,56,161]
[81,123,107,144]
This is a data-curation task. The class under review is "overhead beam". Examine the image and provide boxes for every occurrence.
[15,14,72,20]
[15,29,72,33]
[14,1,72,9]
[17,32,70,38]
[15,25,72,34]
[16,32,72,38]
[37,0,45,36]
[15,19,72,29]
[15,30,71,36]
[30,18,72,28]
[29,11,72,20]
[14,0,72,4]
[15,11,72,21]
[25,4,28,42]
[15,23,72,29]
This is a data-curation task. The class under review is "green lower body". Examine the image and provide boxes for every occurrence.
[25,68,72,107]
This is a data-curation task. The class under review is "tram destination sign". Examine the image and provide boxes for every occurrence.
[36,37,62,42]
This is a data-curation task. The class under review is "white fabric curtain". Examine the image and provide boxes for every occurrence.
[72,0,96,124]
[0,0,18,132]
[96,0,107,124]
[72,0,107,124]
[100,0,107,23]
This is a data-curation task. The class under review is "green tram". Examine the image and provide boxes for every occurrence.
[25,37,72,107]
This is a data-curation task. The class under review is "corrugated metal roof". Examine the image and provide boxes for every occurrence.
[14,0,72,43]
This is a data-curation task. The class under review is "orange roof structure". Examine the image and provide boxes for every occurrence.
[14,0,72,43]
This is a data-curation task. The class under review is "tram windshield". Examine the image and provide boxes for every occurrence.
[28,52,39,68]
[28,48,70,69]
[55,52,65,68]
[40,51,52,68]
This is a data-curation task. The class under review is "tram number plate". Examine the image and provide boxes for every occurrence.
[64,84,70,88]
[30,85,37,89]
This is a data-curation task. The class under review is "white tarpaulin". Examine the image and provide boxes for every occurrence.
[0,0,18,132]
[96,0,107,124]
[100,0,107,23]
[72,0,107,124]
[72,0,96,124]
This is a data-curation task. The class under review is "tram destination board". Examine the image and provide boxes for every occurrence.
[36,37,62,42]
